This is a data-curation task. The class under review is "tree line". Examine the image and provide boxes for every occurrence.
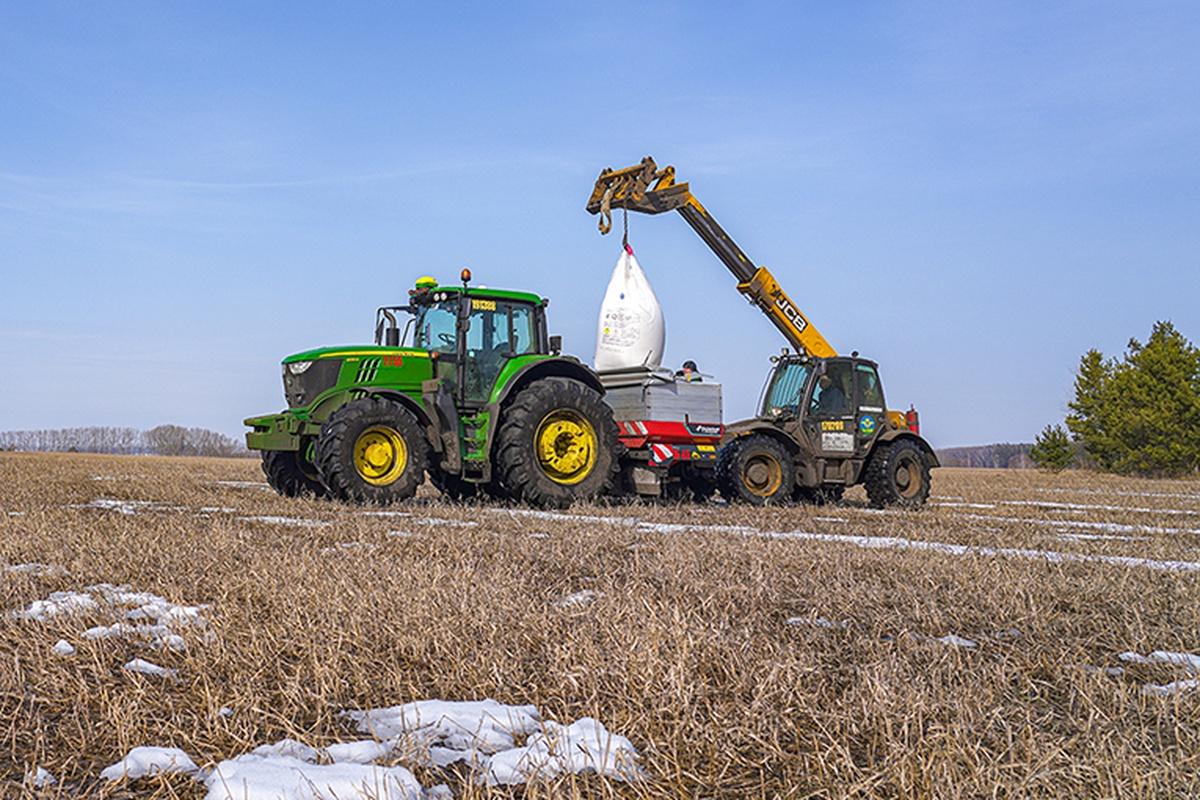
[0,425,250,458]
[1032,321,1200,476]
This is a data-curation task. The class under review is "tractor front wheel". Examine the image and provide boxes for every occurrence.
[716,434,795,505]
[864,439,931,509]
[315,397,427,504]
[495,378,619,509]
[262,447,328,498]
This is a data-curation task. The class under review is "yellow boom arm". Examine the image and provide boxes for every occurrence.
[586,157,837,359]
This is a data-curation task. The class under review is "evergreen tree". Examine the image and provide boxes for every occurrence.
[1029,424,1074,471]
[1066,321,1200,477]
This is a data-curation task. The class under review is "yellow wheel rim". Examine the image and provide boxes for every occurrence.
[535,409,597,485]
[353,425,408,486]
[743,454,783,498]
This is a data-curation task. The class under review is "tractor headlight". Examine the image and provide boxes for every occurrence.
[287,361,314,375]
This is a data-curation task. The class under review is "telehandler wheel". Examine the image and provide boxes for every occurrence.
[315,397,427,505]
[261,447,328,498]
[864,439,932,509]
[716,434,795,506]
[495,377,619,509]
[793,484,845,505]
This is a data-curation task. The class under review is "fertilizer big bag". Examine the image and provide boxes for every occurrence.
[594,245,666,371]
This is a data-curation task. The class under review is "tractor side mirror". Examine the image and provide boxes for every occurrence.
[549,335,562,355]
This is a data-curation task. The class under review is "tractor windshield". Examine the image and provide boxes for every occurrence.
[762,361,811,416]
[414,300,459,353]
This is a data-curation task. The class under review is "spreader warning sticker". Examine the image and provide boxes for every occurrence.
[822,432,855,452]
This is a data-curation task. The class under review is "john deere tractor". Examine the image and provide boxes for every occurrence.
[245,272,620,508]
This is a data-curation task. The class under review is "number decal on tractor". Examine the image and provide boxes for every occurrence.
[471,298,497,311]
[820,420,845,431]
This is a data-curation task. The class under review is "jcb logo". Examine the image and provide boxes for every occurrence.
[771,290,808,333]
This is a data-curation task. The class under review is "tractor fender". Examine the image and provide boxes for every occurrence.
[491,356,605,408]
[362,389,439,450]
[483,357,606,464]
[871,429,940,468]
[309,389,438,451]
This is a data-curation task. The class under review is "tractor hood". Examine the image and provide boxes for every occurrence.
[282,345,427,364]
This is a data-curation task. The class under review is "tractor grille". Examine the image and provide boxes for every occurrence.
[283,359,343,408]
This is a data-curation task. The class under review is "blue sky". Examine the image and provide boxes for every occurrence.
[1,2,1197,448]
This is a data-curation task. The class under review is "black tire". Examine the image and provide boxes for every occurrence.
[793,484,845,505]
[864,439,932,509]
[262,448,328,498]
[716,434,795,505]
[315,397,427,504]
[494,377,619,509]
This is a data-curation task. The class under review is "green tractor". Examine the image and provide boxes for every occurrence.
[244,272,620,508]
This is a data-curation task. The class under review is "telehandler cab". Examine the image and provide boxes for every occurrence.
[588,157,937,507]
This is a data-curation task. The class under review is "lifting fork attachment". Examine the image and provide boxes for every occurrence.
[587,157,837,359]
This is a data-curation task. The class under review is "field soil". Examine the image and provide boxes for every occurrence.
[2,452,1199,798]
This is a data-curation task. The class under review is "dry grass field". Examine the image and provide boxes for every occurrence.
[2,452,1199,798]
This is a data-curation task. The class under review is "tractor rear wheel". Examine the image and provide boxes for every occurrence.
[864,439,931,509]
[315,397,427,504]
[716,434,795,505]
[495,377,619,509]
[262,447,327,498]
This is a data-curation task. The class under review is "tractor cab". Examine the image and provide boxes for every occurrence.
[376,273,552,406]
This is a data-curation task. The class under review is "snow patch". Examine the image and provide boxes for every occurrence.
[25,766,55,788]
[1143,678,1200,697]
[553,590,599,609]
[933,501,997,509]
[325,739,394,765]
[13,583,210,665]
[4,562,64,576]
[1118,650,1200,671]
[1002,499,1200,516]
[1057,533,1146,543]
[12,590,99,620]
[345,699,541,754]
[214,480,271,490]
[70,497,189,515]
[51,639,75,656]
[785,616,849,630]
[238,515,331,528]
[957,512,1200,536]
[100,746,198,781]
[123,658,177,678]
[410,517,478,528]
[387,530,421,539]
[485,717,642,786]
[935,634,977,648]
[203,755,423,800]
[251,739,320,763]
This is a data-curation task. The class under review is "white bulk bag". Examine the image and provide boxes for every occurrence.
[594,246,666,371]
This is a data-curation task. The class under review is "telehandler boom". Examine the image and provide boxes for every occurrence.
[587,157,837,360]
[587,157,937,507]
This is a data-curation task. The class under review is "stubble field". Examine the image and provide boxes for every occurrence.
[2,452,1198,798]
